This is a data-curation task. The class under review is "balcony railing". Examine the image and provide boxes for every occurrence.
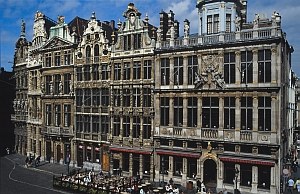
[42,126,73,136]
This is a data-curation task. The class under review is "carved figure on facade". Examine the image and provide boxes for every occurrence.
[40,80,45,93]
[49,81,53,94]
[253,13,260,28]
[213,72,225,89]
[235,16,241,31]
[35,11,44,20]
[59,80,63,94]
[184,19,190,38]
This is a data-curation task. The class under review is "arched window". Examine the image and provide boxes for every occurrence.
[94,44,99,62]
[86,46,91,63]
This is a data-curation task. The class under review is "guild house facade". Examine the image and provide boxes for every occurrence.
[12,1,296,194]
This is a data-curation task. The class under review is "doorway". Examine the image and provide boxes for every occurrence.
[203,159,217,185]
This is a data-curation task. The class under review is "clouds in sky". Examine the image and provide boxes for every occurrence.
[1,0,300,74]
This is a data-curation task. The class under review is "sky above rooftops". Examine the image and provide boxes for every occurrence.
[1,0,300,75]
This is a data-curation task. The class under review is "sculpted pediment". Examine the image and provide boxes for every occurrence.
[41,36,74,50]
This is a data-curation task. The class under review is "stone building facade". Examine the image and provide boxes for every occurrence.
[12,1,296,194]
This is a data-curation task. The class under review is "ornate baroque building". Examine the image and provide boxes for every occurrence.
[12,1,296,194]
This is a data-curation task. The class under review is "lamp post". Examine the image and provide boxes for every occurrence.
[234,167,239,194]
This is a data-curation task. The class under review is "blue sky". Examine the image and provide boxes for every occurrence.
[1,0,300,75]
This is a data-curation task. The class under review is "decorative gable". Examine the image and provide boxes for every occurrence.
[40,36,75,51]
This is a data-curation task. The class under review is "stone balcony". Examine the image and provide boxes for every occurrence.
[41,126,73,137]
[155,127,278,145]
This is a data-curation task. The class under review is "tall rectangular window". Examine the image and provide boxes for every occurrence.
[258,97,271,131]
[143,88,151,107]
[241,51,253,84]
[54,74,61,95]
[76,115,83,132]
[45,75,52,95]
[133,34,141,49]
[45,53,52,67]
[207,15,212,34]
[123,62,131,80]
[160,97,169,126]
[63,104,71,127]
[76,67,83,81]
[224,97,235,129]
[54,105,61,127]
[188,56,198,85]
[258,49,271,83]
[133,61,141,79]
[113,89,121,106]
[207,14,220,34]
[101,116,109,135]
[123,35,131,51]
[174,97,183,127]
[92,88,100,106]
[76,89,83,106]
[92,116,100,133]
[84,65,91,81]
[143,117,151,139]
[133,88,140,107]
[202,97,219,128]
[63,74,71,94]
[54,52,61,66]
[84,89,91,106]
[92,64,99,80]
[64,50,71,65]
[123,88,131,107]
[213,14,220,33]
[224,52,236,84]
[101,88,109,106]
[226,14,231,32]
[114,63,121,80]
[133,116,140,138]
[113,116,120,136]
[45,104,52,126]
[161,58,170,85]
[187,97,197,127]
[101,64,109,80]
[83,115,90,132]
[144,60,152,79]
[241,97,253,130]
[123,116,130,137]
[174,57,183,85]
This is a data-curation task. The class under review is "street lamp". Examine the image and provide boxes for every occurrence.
[234,167,240,194]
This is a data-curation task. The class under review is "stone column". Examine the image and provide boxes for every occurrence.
[252,49,258,84]
[168,156,174,181]
[182,158,187,183]
[50,140,54,163]
[169,96,174,127]
[27,125,31,155]
[183,96,188,127]
[235,164,240,191]
[169,57,174,89]
[183,56,188,87]
[129,153,133,177]
[271,47,277,84]
[218,160,224,189]
[270,166,277,193]
[71,141,77,167]
[197,96,202,129]
[235,96,241,140]
[155,154,161,182]
[251,166,258,193]
[139,154,143,178]
[235,51,241,84]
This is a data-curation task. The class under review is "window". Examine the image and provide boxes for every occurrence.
[258,166,270,189]
[133,88,140,107]
[92,116,99,133]
[114,63,121,80]
[76,67,83,81]
[113,89,121,106]
[161,58,170,85]
[94,44,100,62]
[63,74,71,94]
[202,97,219,128]
[258,97,271,131]
[143,88,151,107]
[101,88,109,106]
[240,164,252,187]
[113,116,120,136]
[241,97,253,130]
[224,52,236,84]
[133,116,140,138]
[226,14,231,32]
[123,116,130,137]
[144,60,152,79]
[174,97,183,127]
[224,162,235,184]
[54,74,61,95]
[54,105,61,127]
[133,34,141,49]
[45,104,52,126]
[123,62,131,80]
[160,155,169,174]
[207,14,219,34]
[84,65,91,81]
[123,153,129,171]
[76,89,83,107]
[45,53,52,67]
[123,35,131,51]
[187,97,197,127]
[101,64,109,80]
[76,115,83,132]
[123,88,131,107]
[45,76,51,95]
[173,157,183,176]
[83,115,90,132]
[92,64,99,80]
[241,51,253,84]
[101,115,109,135]
[187,158,197,178]
[160,97,169,126]
[143,117,151,139]
[84,89,91,106]
[92,88,100,106]
[54,52,61,66]
[64,50,71,65]
[133,61,141,79]
[174,57,183,85]
[224,97,235,129]
[63,105,71,127]
[188,56,198,85]
[258,49,271,83]
[86,46,91,63]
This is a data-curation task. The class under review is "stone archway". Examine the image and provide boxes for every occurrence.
[203,158,217,186]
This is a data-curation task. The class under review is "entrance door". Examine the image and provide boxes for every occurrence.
[46,141,51,162]
[56,144,61,163]
[203,159,217,185]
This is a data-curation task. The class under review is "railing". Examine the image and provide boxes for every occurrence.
[201,128,218,139]
[42,127,73,136]
[240,130,252,141]
[241,31,253,40]
[203,34,219,44]
[174,127,182,136]
[258,29,272,38]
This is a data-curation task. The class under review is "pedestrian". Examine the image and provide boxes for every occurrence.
[197,179,202,191]
[25,156,29,168]
[288,177,294,194]
[295,178,300,192]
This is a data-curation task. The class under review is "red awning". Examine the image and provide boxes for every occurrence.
[219,156,275,166]
[110,147,152,155]
[156,150,201,158]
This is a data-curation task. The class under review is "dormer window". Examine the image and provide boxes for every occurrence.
[207,14,220,34]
